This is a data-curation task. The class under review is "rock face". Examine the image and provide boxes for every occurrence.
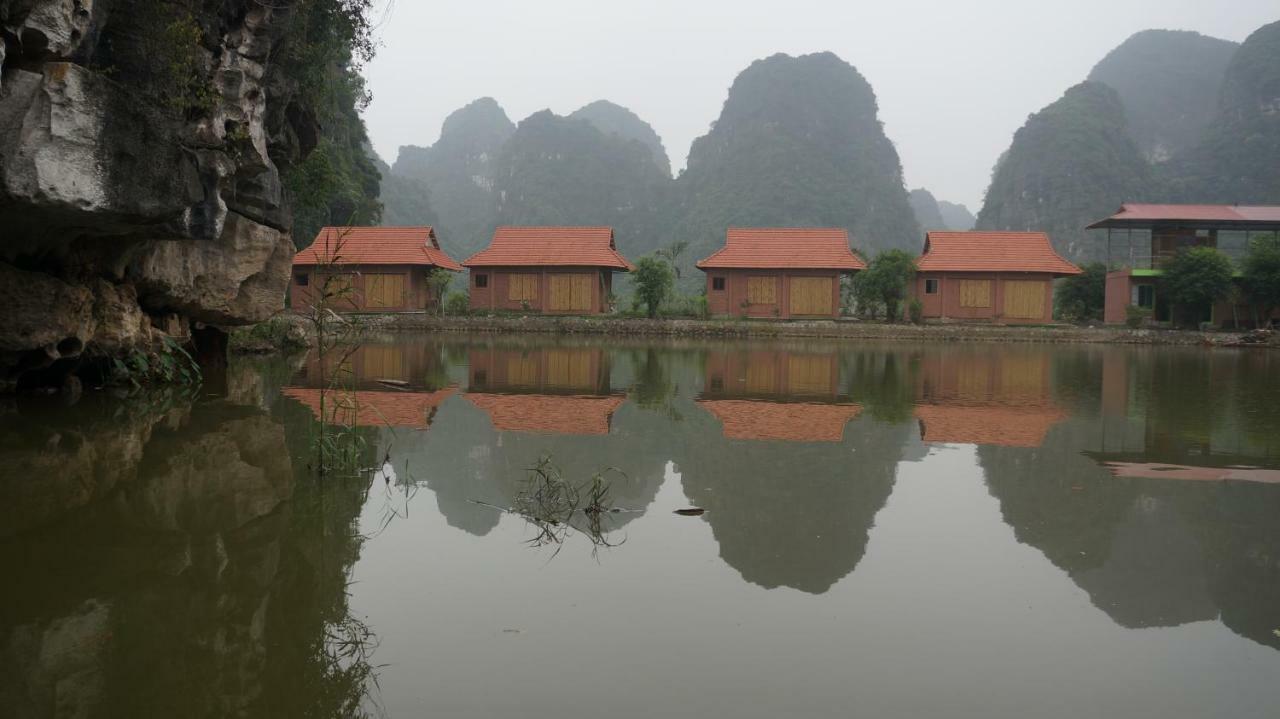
[568,99,672,177]
[0,1,305,390]
[1087,30,1238,163]
[976,82,1153,262]
[671,52,920,269]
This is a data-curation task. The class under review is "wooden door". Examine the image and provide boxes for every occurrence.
[1002,280,1046,319]
[789,277,833,315]
[958,279,992,308]
[549,274,594,312]
[364,273,405,309]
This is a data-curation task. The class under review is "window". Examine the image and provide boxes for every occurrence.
[294,273,309,287]
[474,273,488,288]
[712,276,726,291]
[958,279,991,308]
[508,274,538,301]
[1136,284,1155,309]
[924,278,938,294]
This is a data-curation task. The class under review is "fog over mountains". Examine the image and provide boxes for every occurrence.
[376,19,1280,267]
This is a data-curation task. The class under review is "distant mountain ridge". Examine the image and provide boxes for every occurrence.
[569,100,672,177]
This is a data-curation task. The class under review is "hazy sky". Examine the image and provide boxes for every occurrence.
[362,1,1276,210]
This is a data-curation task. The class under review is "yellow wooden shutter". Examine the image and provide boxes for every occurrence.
[365,274,405,309]
[570,274,593,311]
[1002,280,1046,319]
[747,277,777,304]
[958,280,992,308]
[508,274,538,302]
[789,277,833,315]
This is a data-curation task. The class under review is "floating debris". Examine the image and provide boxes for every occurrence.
[674,508,705,516]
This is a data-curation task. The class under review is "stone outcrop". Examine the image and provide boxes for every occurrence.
[0,1,307,390]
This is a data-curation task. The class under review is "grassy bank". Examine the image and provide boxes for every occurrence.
[288,312,1277,348]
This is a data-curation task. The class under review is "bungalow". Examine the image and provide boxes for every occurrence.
[463,226,633,314]
[1088,203,1280,326]
[697,228,865,319]
[911,231,1081,323]
[290,226,461,312]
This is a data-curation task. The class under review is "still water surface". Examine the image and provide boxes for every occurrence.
[3,335,1280,717]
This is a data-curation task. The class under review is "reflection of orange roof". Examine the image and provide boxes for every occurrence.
[915,403,1065,447]
[917,231,1080,275]
[1101,462,1280,484]
[463,227,633,270]
[696,228,865,270]
[293,226,462,270]
[466,393,625,435]
[282,388,457,428]
[698,400,861,442]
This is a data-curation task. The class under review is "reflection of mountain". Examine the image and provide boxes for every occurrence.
[981,347,1280,650]
[679,411,906,594]
[0,395,375,716]
[677,346,907,593]
[914,350,1065,447]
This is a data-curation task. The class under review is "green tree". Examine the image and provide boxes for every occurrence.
[1056,262,1107,321]
[656,240,689,280]
[633,256,674,318]
[1240,233,1280,327]
[1163,246,1235,327]
[853,249,916,321]
[425,268,455,316]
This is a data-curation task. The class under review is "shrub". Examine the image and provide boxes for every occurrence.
[908,297,923,324]
[1162,247,1234,327]
[853,249,916,321]
[1056,262,1106,321]
[1125,305,1153,328]
[444,291,470,316]
[633,256,674,319]
[1241,233,1280,327]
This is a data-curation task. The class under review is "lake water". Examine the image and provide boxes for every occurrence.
[3,335,1280,718]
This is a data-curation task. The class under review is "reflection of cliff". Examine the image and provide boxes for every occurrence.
[382,346,669,536]
[914,350,1065,447]
[678,412,907,594]
[981,416,1280,650]
[0,395,375,715]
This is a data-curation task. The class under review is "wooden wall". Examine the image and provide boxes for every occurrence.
[467,267,614,314]
[704,269,844,319]
[912,272,1056,323]
[290,264,438,313]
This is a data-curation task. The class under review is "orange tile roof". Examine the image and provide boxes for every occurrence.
[463,226,634,270]
[1100,461,1280,484]
[282,387,457,428]
[465,393,626,435]
[1087,203,1280,228]
[914,403,1066,447]
[696,228,866,270]
[293,226,462,271]
[915,231,1081,275]
[698,400,862,442]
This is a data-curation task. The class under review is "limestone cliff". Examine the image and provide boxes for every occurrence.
[0,1,317,391]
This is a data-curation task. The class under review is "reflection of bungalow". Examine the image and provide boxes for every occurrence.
[463,227,633,314]
[465,394,625,436]
[697,228,865,319]
[913,351,1065,447]
[294,343,448,391]
[699,349,859,442]
[281,387,457,428]
[467,347,610,395]
[1090,204,1280,326]
[464,346,624,435]
[1096,460,1280,484]
[911,231,1080,323]
[290,226,461,312]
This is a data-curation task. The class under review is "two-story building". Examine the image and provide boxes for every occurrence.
[1090,203,1280,326]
